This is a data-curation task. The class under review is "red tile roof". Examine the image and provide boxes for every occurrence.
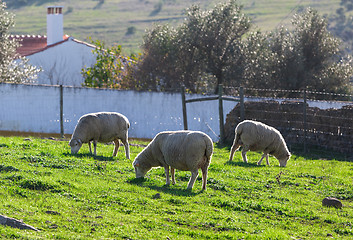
[10,34,70,57]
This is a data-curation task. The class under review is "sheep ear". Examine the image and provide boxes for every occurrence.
[78,139,82,145]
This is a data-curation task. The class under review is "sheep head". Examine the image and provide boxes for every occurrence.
[133,157,152,178]
[69,138,82,154]
[278,153,291,167]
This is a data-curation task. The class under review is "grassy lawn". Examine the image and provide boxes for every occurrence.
[0,136,352,239]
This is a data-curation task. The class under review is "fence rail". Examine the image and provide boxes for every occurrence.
[181,85,241,143]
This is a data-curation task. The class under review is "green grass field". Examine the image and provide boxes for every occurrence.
[0,136,352,239]
[8,0,341,54]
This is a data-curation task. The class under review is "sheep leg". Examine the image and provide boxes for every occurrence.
[171,167,176,185]
[187,170,199,190]
[229,141,241,161]
[241,146,249,163]
[121,137,130,159]
[201,165,208,191]
[257,153,268,165]
[265,154,270,166]
[164,166,170,186]
[112,139,120,157]
[93,140,97,156]
[88,141,92,154]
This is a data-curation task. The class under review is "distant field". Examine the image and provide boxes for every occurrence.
[0,136,352,239]
[8,0,341,53]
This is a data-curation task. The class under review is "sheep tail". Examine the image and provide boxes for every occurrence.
[204,138,213,162]
[234,124,243,145]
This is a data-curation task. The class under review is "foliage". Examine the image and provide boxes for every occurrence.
[82,39,133,89]
[126,26,136,35]
[188,2,250,89]
[0,2,40,84]
[136,2,352,95]
[266,8,353,94]
[135,0,251,93]
[129,24,180,91]
[0,136,352,239]
[225,30,273,89]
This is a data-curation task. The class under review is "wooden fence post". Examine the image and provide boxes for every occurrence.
[303,87,307,153]
[60,85,64,138]
[181,86,188,130]
[239,86,245,121]
[218,84,224,144]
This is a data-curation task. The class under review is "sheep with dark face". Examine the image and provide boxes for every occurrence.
[69,112,130,158]
[133,130,213,190]
[229,120,290,167]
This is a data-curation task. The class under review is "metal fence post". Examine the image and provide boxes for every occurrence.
[303,87,307,153]
[218,84,224,144]
[239,86,244,121]
[60,85,64,138]
[181,86,188,130]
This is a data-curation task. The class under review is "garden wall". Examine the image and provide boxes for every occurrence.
[0,83,237,141]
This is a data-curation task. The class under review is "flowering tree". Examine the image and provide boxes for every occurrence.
[0,2,40,83]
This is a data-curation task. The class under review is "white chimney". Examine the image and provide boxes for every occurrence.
[46,6,64,45]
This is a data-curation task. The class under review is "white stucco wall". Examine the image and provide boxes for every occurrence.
[0,83,234,141]
[0,84,60,133]
[26,38,96,87]
[63,88,240,141]
[0,83,351,141]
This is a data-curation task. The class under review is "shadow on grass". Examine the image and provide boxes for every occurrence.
[290,144,353,162]
[127,177,200,197]
[62,152,116,161]
[214,142,232,151]
[225,160,264,168]
[218,142,353,163]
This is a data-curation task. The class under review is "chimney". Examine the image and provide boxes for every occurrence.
[46,6,64,45]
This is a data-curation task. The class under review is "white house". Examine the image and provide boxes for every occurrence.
[11,6,97,87]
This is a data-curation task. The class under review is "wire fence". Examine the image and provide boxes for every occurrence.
[224,86,353,101]
[221,86,353,159]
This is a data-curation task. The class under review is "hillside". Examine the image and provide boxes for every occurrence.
[7,0,341,54]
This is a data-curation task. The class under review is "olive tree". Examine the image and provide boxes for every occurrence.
[270,8,353,94]
[135,0,251,93]
[228,8,353,96]
[119,2,353,95]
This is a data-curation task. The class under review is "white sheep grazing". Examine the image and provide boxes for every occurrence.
[69,112,130,159]
[133,130,213,190]
[229,120,290,167]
